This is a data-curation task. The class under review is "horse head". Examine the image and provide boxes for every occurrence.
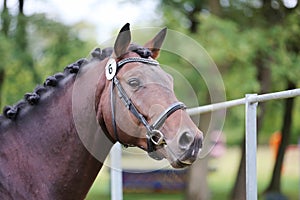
[97,23,203,168]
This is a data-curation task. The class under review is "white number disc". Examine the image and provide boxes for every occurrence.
[105,58,117,80]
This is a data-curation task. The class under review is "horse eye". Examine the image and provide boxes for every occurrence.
[128,78,141,88]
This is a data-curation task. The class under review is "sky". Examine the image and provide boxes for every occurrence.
[1,0,161,42]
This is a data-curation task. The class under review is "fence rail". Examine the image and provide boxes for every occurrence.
[110,88,300,200]
[187,88,300,115]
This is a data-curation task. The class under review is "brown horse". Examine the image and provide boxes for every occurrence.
[0,23,203,200]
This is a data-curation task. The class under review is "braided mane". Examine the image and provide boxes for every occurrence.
[0,44,151,124]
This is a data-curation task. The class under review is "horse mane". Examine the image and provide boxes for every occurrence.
[0,44,151,125]
[0,47,109,124]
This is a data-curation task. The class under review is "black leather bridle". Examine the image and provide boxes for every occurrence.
[108,57,186,159]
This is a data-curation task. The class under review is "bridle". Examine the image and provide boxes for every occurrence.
[107,56,186,160]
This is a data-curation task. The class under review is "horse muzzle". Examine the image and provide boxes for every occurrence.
[147,131,203,168]
[171,133,203,168]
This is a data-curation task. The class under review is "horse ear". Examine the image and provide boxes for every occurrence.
[113,23,131,58]
[144,27,167,59]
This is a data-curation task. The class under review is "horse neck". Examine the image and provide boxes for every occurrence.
[0,65,111,200]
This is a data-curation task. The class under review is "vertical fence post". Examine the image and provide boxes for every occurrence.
[110,142,123,200]
[298,137,300,199]
[245,94,258,200]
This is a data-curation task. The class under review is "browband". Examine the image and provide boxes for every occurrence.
[117,57,159,68]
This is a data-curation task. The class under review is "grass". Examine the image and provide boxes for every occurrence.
[86,146,299,200]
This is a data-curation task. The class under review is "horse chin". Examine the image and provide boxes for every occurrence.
[148,151,165,160]
[171,160,192,168]
[166,139,202,168]
[146,141,202,169]
[169,144,202,168]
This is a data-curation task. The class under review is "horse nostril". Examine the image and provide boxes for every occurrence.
[178,132,194,150]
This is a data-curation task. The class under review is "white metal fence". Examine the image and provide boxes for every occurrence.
[110,88,300,200]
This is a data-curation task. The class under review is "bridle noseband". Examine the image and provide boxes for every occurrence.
[107,56,186,159]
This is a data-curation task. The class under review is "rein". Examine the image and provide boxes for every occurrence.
[107,56,186,160]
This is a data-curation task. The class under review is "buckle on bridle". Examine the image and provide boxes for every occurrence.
[149,129,165,146]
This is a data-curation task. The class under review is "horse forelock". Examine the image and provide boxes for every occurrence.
[128,44,153,58]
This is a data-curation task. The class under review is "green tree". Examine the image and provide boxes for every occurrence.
[0,0,11,106]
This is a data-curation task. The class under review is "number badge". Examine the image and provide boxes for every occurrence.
[105,58,117,80]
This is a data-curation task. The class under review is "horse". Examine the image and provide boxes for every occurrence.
[0,23,203,200]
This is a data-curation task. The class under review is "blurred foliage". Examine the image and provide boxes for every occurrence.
[154,0,300,145]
